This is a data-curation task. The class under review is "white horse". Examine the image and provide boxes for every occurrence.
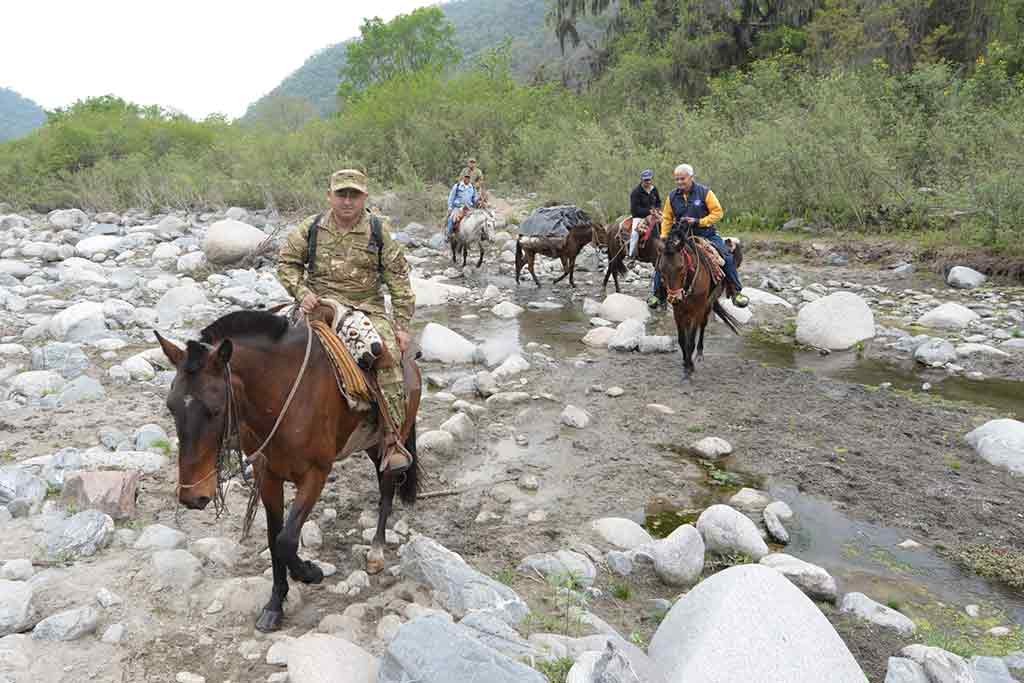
[450,208,496,268]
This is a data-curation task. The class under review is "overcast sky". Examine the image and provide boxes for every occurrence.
[1,0,436,120]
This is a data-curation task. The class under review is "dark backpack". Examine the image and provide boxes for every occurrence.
[304,212,384,279]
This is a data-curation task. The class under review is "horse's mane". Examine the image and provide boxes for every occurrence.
[199,310,290,345]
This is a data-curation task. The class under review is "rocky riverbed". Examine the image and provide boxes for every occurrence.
[0,200,1022,682]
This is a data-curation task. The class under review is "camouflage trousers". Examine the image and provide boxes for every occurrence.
[367,314,405,431]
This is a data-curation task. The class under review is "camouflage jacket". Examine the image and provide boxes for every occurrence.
[277,210,415,329]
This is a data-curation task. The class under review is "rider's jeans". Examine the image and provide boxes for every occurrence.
[694,228,742,291]
[628,218,643,257]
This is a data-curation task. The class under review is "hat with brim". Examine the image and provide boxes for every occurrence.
[330,169,368,194]
[640,169,654,181]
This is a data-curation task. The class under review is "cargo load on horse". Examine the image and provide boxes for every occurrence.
[515,205,597,287]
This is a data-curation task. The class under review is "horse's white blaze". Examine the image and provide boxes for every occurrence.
[183,394,194,407]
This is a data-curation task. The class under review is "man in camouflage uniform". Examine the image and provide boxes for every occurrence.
[277,169,415,472]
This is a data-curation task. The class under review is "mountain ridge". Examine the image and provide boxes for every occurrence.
[0,87,47,142]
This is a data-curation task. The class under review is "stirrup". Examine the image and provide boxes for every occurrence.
[379,443,411,475]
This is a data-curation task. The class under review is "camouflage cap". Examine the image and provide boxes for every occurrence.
[330,169,368,194]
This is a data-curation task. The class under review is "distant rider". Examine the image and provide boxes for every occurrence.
[446,171,479,242]
[653,163,748,308]
[628,169,661,260]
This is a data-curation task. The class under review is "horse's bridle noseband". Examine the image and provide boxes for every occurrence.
[660,223,702,304]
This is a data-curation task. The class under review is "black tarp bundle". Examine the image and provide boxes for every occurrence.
[517,205,592,239]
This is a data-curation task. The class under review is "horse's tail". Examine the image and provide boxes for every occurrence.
[713,299,743,336]
[399,423,420,505]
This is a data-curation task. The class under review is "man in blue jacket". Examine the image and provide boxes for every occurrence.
[446,171,479,241]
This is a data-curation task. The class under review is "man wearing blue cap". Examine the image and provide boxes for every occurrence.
[628,169,661,260]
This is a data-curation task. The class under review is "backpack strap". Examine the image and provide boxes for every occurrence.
[368,214,384,277]
[305,212,324,275]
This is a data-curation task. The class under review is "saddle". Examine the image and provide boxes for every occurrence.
[451,207,470,234]
[618,214,658,250]
[684,237,726,287]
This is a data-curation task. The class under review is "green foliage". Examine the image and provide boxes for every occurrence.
[535,657,574,682]
[954,544,1024,590]
[339,8,460,101]
[0,87,46,142]
[611,581,632,600]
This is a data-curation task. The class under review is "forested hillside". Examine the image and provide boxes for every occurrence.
[0,88,46,142]
[1,0,1021,254]
[242,0,600,120]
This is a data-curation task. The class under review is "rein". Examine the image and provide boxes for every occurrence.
[662,224,702,304]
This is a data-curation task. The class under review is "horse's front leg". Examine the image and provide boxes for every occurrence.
[463,245,468,268]
[696,323,707,361]
[683,324,698,380]
[365,446,396,575]
[279,468,328,586]
[477,242,484,268]
[256,475,287,632]
[527,253,541,287]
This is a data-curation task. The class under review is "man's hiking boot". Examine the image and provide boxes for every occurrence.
[647,295,661,309]
[732,293,750,308]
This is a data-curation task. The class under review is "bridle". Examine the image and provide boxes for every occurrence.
[174,317,314,520]
[660,222,702,304]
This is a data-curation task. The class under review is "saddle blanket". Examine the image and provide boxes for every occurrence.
[692,236,725,284]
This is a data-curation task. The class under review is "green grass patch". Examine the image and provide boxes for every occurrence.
[953,544,1024,591]
[914,602,1024,658]
[611,581,632,601]
[495,568,517,587]
[535,657,574,683]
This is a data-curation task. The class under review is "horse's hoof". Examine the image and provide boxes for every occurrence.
[290,560,324,584]
[255,608,284,632]
[366,550,386,575]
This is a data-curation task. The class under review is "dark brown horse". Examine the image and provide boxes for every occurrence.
[154,310,420,632]
[603,210,663,293]
[514,223,598,287]
[657,232,744,380]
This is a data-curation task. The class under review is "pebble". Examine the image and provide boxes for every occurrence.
[606,386,624,397]
[898,539,922,550]
[965,604,981,618]
[175,673,205,683]
[646,403,675,415]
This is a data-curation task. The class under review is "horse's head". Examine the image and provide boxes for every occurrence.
[155,331,233,510]
[659,232,691,304]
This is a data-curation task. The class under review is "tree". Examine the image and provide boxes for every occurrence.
[337,7,461,100]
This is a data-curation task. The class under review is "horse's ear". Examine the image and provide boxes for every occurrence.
[212,339,233,368]
[154,331,184,367]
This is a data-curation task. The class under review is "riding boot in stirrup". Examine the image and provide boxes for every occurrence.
[379,432,411,475]
[732,292,750,308]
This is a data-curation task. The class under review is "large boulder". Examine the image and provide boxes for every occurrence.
[696,505,768,560]
[0,581,38,636]
[202,219,267,264]
[917,303,980,330]
[648,564,867,683]
[795,292,874,350]
[30,342,89,379]
[608,319,645,352]
[287,633,378,683]
[947,266,987,289]
[400,535,529,625]
[412,278,471,306]
[598,294,650,323]
[420,323,478,364]
[74,235,122,259]
[48,302,107,341]
[6,371,65,401]
[899,645,973,682]
[651,524,705,587]
[30,606,98,641]
[61,471,140,520]
[379,615,546,683]
[964,419,1024,475]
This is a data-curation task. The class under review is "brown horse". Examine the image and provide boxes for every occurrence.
[514,223,596,287]
[603,210,663,293]
[657,231,744,380]
[154,310,420,632]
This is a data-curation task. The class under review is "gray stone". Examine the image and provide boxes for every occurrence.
[440,412,475,442]
[56,376,106,405]
[49,302,108,341]
[152,549,203,590]
[400,535,529,625]
[965,419,1024,475]
[947,266,987,289]
[491,301,524,319]
[914,338,957,367]
[101,622,125,644]
[191,537,242,569]
[696,505,769,560]
[592,518,653,550]
[638,336,674,354]
[0,259,32,279]
[651,524,705,587]
[459,612,540,660]
[0,580,38,636]
[884,657,928,683]
[420,323,478,364]
[287,632,378,683]
[378,615,546,683]
[760,554,838,603]
[474,371,498,398]
[608,319,645,352]
[156,284,208,326]
[31,606,98,641]
[900,645,973,683]
[606,551,634,577]
[0,560,33,582]
[918,303,980,330]
[691,436,732,459]
[0,469,47,513]
[518,550,597,586]
[561,405,591,429]
[763,508,790,544]
[48,209,88,229]
[46,510,115,559]
[202,219,267,265]
[972,656,1016,683]
[728,487,771,512]
[418,430,456,457]
[30,343,89,380]
[649,564,866,683]
[839,592,916,634]
[591,640,644,683]
[134,524,187,550]
[133,424,169,452]
[7,370,66,400]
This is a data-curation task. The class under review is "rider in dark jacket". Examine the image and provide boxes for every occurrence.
[628,169,661,259]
